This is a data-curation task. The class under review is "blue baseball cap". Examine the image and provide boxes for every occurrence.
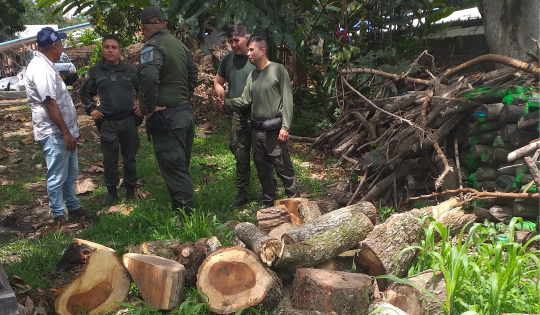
[36,27,67,47]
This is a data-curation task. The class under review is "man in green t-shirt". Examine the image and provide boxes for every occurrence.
[214,23,256,206]
[221,36,300,207]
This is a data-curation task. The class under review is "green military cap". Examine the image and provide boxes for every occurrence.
[141,6,165,24]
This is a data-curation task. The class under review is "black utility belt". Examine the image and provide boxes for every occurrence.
[146,104,191,134]
[102,110,133,121]
[248,117,282,131]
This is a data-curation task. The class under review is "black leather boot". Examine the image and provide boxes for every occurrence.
[232,190,249,207]
[126,185,136,201]
[104,186,118,203]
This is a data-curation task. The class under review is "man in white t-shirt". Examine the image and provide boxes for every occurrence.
[25,27,90,225]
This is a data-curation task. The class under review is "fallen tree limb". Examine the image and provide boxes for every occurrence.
[507,140,540,162]
[340,67,431,85]
[442,54,540,79]
[410,188,540,201]
[289,135,317,143]
[524,156,540,187]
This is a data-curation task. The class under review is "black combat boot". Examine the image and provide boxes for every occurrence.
[104,186,118,203]
[232,189,249,207]
[126,185,136,201]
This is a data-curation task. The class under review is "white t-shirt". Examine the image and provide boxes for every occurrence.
[25,51,79,141]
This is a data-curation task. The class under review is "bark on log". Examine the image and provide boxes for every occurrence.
[510,130,538,148]
[508,140,540,162]
[517,111,540,130]
[197,246,283,314]
[496,175,518,191]
[442,54,540,79]
[123,253,184,310]
[524,156,540,187]
[317,198,340,214]
[281,202,376,245]
[502,124,517,142]
[467,122,502,134]
[50,239,130,315]
[268,223,295,240]
[356,199,474,289]
[274,209,374,269]
[500,105,528,123]
[375,91,430,113]
[515,159,529,177]
[333,132,362,156]
[272,287,333,315]
[257,205,293,233]
[291,269,374,315]
[472,145,495,163]
[493,148,512,163]
[515,231,535,245]
[498,163,517,176]
[362,158,421,202]
[169,237,221,286]
[289,135,317,143]
[492,136,513,149]
[489,206,513,224]
[140,239,182,260]
[513,198,539,219]
[340,67,431,85]
[466,132,497,146]
[297,201,322,223]
[234,222,283,267]
[385,269,446,315]
[476,167,498,181]
[473,206,498,223]
[474,103,505,121]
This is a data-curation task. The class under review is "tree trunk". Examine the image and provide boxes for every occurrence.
[297,201,322,223]
[50,239,130,315]
[281,203,376,245]
[475,167,498,181]
[257,205,293,233]
[478,0,539,61]
[234,222,283,267]
[385,269,446,315]
[140,239,182,260]
[274,210,374,269]
[123,253,184,310]
[169,237,221,286]
[475,103,505,122]
[291,268,374,315]
[197,246,283,314]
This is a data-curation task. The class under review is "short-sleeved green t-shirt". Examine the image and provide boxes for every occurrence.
[217,52,256,98]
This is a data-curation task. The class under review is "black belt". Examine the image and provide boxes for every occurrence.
[248,116,282,131]
[102,110,133,121]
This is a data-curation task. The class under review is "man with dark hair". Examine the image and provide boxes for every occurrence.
[138,6,199,213]
[221,36,300,207]
[214,23,256,206]
[25,27,90,224]
[80,34,142,203]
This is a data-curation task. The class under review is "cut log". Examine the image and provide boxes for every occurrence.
[50,239,130,315]
[474,103,505,122]
[122,253,184,310]
[467,121,502,134]
[489,206,513,224]
[197,246,283,314]
[518,173,535,185]
[140,239,182,260]
[268,222,295,240]
[472,145,495,163]
[368,301,408,315]
[502,124,517,142]
[493,148,512,163]
[492,136,513,149]
[169,237,221,286]
[517,111,540,130]
[498,163,516,176]
[281,202,376,245]
[274,208,374,269]
[315,260,338,271]
[475,167,498,182]
[500,104,527,123]
[510,130,538,148]
[297,201,322,223]
[316,198,340,213]
[234,222,283,267]
[513,198,539,219]
[508,140,540,162]
[385,269,446,315]
[356,199,474,289]
[257,205,292,233]
[466,132,497,146]
[272,287,333,315]
[291,268,374,315]
[496,175,518,191]
[473,206,498,223]
[274,198,309,218]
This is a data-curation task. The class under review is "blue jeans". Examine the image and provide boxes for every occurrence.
[38,134,81,218]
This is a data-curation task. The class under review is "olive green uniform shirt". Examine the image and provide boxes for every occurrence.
[80,58,139,115]
[138,28,198,115]
[217,52,256,98]
[224,62,294,131]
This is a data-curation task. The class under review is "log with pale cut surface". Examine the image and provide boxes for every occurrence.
[50,239,130,315]
[385,269,446,315]
[268,222,295,240]
[235,222,283,266]
[140,238,182,260]
[291,268,374,315]
[274,207,374,269]
[500,104,528,123]
[274,198,309,218]
[123,253,184,310]
[257,205,293,233]
[197,246,283,314]
[169,237,221,286]
[297,201,322,223]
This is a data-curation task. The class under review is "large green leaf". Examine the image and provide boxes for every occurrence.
[426,7,456,25]
[169,0,191,18]
[183,0,218,20]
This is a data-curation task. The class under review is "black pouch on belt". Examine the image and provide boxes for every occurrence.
[262,117,282,131]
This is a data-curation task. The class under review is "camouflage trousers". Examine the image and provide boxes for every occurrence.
[228,110,252,192]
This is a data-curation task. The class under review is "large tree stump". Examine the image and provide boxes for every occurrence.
[257,205,293,233]
[197,246,283,314]
[273,207,374,269]
[169,237,221,286]
[291,268,374,315]
[140,239,182,260]
[123,253,184,310]
[50,239,130,315]
[235,222,283,266]
[297,201,322,223]
[385,269,446,315]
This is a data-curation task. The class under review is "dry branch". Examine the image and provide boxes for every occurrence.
[340,67,431,85]
[442,54,540,79]
[507,140,540,162]
[411,188,540,202]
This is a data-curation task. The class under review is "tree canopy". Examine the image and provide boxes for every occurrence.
[0,0,26,42]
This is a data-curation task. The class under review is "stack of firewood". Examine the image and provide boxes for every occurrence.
[48,198,477,315]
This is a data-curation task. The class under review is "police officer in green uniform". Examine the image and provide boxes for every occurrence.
[214,23,256,206]
[138,6,198,213]
[80,34,142,203]
[222,36,300,207]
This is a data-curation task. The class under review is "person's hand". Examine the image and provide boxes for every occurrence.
[144,106,166,122]
[218,97,225,109]
[278,128,289,142]
[133,104,142,117]
[63,133,77,152]
[90,109,103,122]
[216,89,225,108]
